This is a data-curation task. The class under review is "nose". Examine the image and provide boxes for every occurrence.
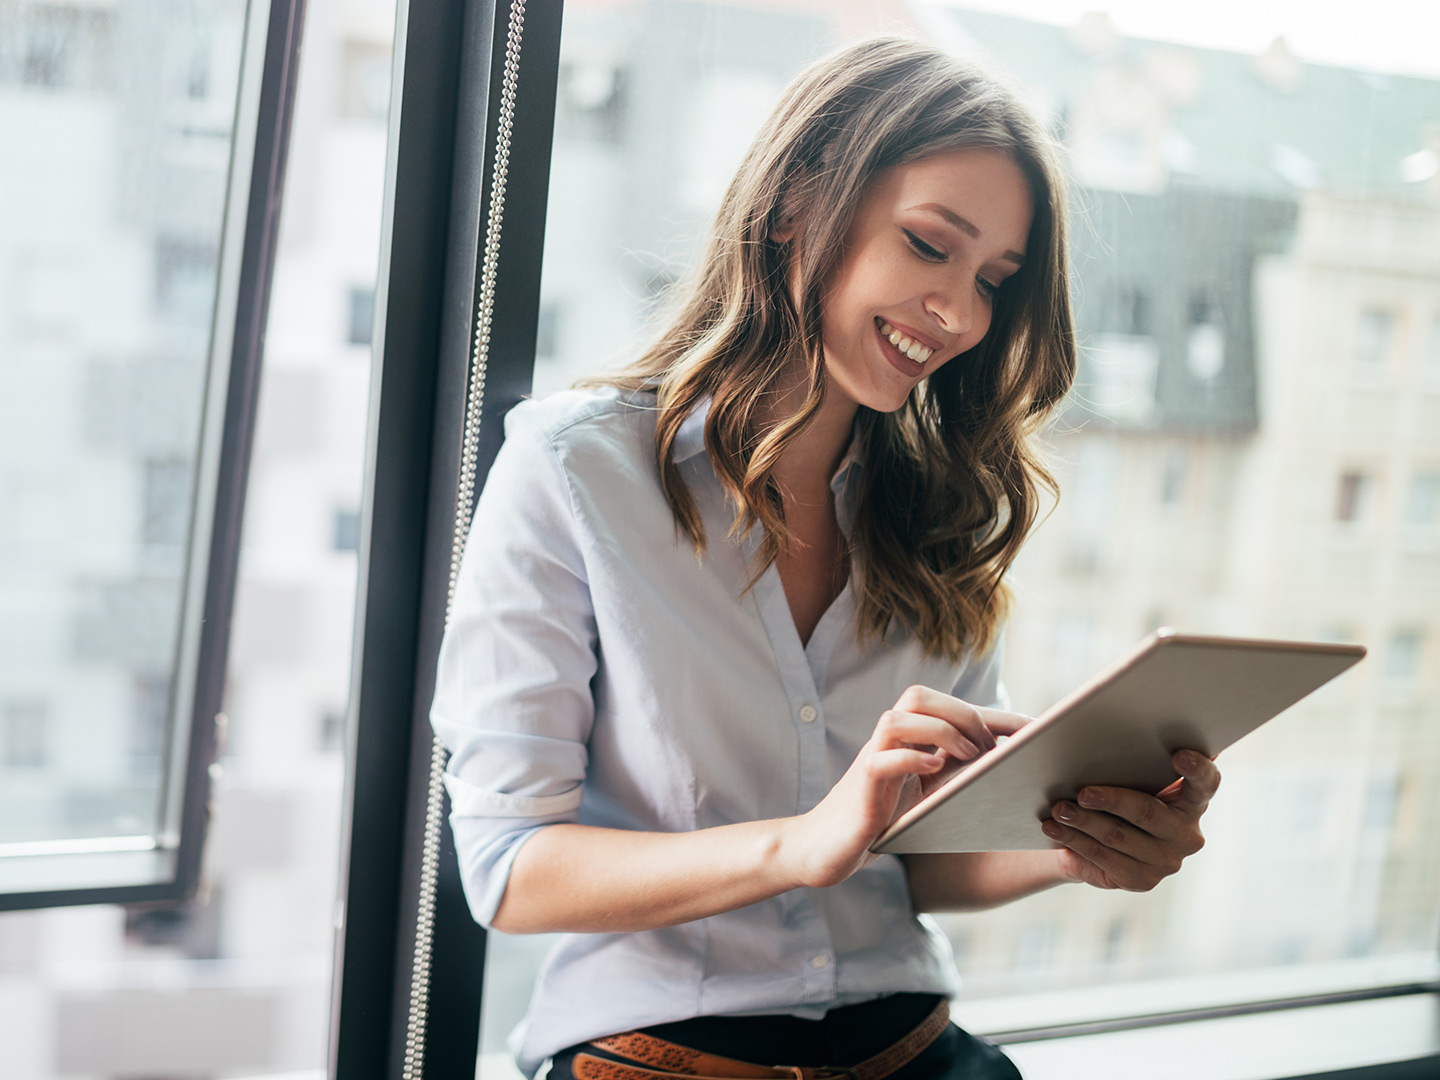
[924,282,974,340]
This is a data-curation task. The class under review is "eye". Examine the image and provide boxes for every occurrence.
[977,277,1001,300]
[902,229,946,263]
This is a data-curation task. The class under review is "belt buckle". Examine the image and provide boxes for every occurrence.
[780,1068,857,1080]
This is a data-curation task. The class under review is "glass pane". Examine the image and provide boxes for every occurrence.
[0,0,393,1069]
[484,0,1440,1068]
[0,0,253,892]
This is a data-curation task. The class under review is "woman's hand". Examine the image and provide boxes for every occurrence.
[778,685,1030,889]
[1042,750,1220,891]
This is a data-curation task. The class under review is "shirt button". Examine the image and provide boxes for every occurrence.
[798,705,818,723]
[810,954,831,969]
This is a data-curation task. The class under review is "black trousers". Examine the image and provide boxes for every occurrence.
[546,994,1022,1080]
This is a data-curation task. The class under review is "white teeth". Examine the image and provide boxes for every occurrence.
[877,319,933,364]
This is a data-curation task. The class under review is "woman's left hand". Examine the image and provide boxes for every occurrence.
[1041,749,1220,892]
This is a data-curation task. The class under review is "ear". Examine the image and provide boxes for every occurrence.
[769,198,805,245]
[770,216,798,245]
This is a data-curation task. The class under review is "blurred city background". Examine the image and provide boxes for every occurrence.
[0,0,1436,1077]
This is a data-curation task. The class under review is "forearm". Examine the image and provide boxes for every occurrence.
[491,820,804,934]
[902,850,1073,912]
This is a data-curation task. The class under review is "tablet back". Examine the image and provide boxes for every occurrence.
[873,631,1365,854]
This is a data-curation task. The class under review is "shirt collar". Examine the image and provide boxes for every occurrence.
[671,394,863,494]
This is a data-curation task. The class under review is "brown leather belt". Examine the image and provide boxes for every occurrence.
[571,998,951,1080]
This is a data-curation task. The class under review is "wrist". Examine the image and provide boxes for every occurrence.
[767,814,814,891]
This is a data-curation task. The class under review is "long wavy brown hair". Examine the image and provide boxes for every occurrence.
[578,36,1076,664]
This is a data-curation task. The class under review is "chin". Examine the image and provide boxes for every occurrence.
[859,375,922,414]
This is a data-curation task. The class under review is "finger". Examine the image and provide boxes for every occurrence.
[891,686,1027,751]
[863,747,947,783]
[1165,750,1221,813]
[974,707,1034,738]
[1049,800,1184,865]
[875,709,982,760]
[1040,818,1170,891]
[1071,786,1187,841]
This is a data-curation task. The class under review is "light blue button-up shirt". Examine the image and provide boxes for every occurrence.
[430,386,1008,1076]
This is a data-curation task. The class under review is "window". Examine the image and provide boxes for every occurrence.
[1087,283,1159,424]
[1384,629,1424,689]
[0,0,303,909]
[142,458,193,553]
[333,508,361,553]
[1335,470,1369,524]
[535,301,561,360]
[1353,307,1394,383]
[1186,293,1225,380]
[2,700,48,771]
[347,285,375,346]
[1424,314,1440,389]
[339,38,392,122]
[1160,446,1186,506]
[1407,472,1440,532]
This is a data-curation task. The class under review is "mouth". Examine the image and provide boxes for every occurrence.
[869,316,938,377]
[875,318,935,365]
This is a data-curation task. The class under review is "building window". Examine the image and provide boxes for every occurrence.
[347,286,375,346]
[1335,471,1369,524]
[1186,293,1225,380]
[535,302,561,360]
[1160,447,1186,506]
[333,509,360,553]
[21,10,74,88]
[1406,472,1440,531]
[142,458,192,551]
[132,675,170,780]
[1384,630,1424,688]
[1105,284,1151,336]
[1353,308,1394,383]
[1424,315,1440,389]
[339,40,391,121]
[556,57,626,142]
[319,710,346,754]
[156,238,219,327]
[2,700,48,769]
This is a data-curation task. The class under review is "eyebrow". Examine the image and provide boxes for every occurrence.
[912,202,1026,266]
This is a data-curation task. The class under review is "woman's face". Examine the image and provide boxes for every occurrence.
[817,147,1033,413]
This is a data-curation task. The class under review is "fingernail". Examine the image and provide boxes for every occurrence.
[1041,820,1062,838]
[1177,751,1198,770]
[1054,802,1076,822]
[1078,788,1102,808]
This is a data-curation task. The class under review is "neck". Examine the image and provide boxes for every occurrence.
[760,371,859,505]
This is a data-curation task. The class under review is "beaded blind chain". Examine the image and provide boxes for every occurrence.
[403,2,528,1078]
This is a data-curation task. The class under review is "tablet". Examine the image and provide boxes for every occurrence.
[872,629,1365,855]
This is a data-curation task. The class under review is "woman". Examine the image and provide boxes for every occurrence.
[431,35,1218,1080]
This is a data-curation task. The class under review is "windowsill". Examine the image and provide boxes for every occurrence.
[956,954,1440,1079]
[999,993,1439,1080]
[954,953,1440,1036]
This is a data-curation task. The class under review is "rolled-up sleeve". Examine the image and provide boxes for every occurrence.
[430,404,598,927]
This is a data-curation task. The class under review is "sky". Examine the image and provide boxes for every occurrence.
[936,0,1440,80]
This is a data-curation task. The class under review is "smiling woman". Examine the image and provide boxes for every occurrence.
[427,33,1221,1080]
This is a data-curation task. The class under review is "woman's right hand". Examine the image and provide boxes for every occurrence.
[778,685,1031,889]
